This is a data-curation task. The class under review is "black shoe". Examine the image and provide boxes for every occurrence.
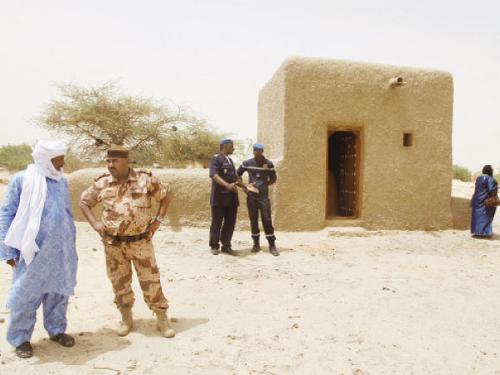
[211,247,220,255]
[49,333,75,347]
[15,342,33,358]
[269,244,279,256]
[221,247,236,256]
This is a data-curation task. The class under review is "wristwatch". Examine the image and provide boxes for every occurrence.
[154,216,164,223]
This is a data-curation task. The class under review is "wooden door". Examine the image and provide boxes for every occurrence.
[330,131,358,217]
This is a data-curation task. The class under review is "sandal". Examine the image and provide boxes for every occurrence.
[49,333,75,347]
[15,342,33,358]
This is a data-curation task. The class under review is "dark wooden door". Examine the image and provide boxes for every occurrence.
[331,132,357,217]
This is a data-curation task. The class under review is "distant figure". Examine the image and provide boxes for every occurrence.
[208,139,248,255]
[237,143,279,256]
[471,165,498,238]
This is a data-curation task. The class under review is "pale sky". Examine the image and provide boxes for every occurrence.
[0,0,498,171]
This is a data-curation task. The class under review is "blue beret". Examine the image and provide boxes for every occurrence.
[220,138,233,145]
[253,143,264,150]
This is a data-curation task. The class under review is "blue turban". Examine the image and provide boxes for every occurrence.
[220,138,233,145]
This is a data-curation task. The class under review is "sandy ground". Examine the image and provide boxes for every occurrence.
[0,180,499,374]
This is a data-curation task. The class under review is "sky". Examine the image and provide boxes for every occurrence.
[0,0,499,171]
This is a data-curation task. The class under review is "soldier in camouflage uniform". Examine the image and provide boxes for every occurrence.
[79,145,175,338]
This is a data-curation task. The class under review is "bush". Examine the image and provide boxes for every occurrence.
[132,120,226,168]
[63,150,103,173]
[0,144,33,171]
[453,165,472,182]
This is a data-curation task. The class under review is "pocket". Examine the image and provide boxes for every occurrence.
[131,187,151,208]
[99,188,116,210]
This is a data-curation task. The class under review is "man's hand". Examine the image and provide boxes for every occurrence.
[226,182,238,193]
[147,220,161,241]
[6,259,16,268]
[92,222,106,237]
[246,183,259,194]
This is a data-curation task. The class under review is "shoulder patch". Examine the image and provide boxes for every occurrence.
[94,173,110,182]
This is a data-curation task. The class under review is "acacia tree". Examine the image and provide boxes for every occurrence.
[37,82,192,159]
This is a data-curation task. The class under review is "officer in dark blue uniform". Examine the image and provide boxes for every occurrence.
[237,143,279,256]
[209,139,245,255]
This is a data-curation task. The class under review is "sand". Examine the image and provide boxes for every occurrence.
[0,180,499,374]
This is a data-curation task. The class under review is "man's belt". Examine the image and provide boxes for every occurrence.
[107,232,149,243]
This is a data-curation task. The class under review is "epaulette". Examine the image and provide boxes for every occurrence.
[94,173,110,182]
[138,169,152,176]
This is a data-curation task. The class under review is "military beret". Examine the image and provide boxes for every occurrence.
[107,144,129,158]
[253,143,264,150]
[220,138,233,145]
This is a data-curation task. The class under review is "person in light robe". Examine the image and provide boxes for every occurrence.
[0,140,78,358]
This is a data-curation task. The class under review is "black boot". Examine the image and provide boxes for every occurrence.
[252,236,261,252]
[221,246,235,255]
[268,239,279,256]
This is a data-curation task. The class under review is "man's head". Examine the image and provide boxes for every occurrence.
[220,139,234,155]
[253,143,264,159]
[483,165,494,176]
[51,155,65,171]
[106,145,130,178]
[32,140,68,180]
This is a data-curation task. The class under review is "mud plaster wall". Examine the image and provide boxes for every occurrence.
[258,58,453,231]
[451,197,472,230]
[68,168,253,231]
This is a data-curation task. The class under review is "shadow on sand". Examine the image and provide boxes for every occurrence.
[132,317,209,337]
[222,247,293,258]
[32,317,208,365]
[32,327,130,365]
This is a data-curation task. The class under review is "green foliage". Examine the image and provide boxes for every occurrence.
[37,82,190,159]
[132,120,225,168]
[37,82,226,167]
[453,164,472,182]
[0,144,33,171]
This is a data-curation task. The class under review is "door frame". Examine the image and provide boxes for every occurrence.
[325,126,363,219]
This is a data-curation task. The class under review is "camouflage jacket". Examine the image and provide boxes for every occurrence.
[80,168,170,238]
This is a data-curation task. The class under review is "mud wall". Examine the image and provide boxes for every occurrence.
[68,168,252,231]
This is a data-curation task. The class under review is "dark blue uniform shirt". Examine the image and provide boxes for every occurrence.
[209,153,239,207]
[237,157,277,198]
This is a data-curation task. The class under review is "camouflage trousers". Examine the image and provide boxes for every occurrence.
[103,239,168,312]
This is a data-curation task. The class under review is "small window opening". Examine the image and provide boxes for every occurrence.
[403,133,413,147]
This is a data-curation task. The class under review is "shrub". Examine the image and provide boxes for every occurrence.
[453,165,472,182]
[0,144,33,171]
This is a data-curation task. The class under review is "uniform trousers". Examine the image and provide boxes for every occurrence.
[209,205,238,249]
[247,196,276,241]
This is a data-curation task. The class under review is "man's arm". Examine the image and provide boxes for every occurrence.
[79,203,106,236]
[212,174,237,191]
[209,156,238,192]
[147,191,171,240]
[0,175,22,266]
[79,184,106,236]
[147,177,172,240]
